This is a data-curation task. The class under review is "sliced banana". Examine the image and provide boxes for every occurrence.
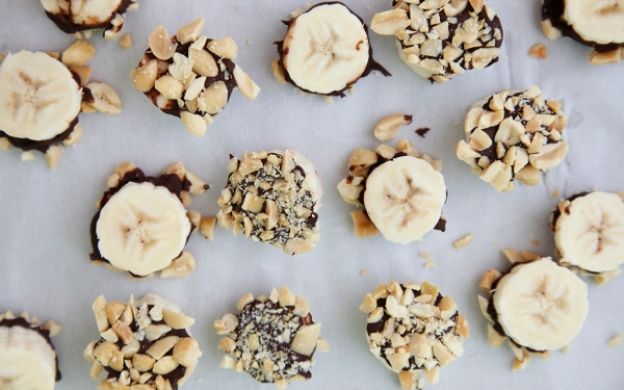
[41,0,123,27]
[562,0,624,45]
[0,51,82,141]
[0,325,57,390]
[281,3,371,95]
[70,0,122,25]
[554,192,624,273]
[363,156,446,244]
[493,258,589,351]
[96,181,191,276]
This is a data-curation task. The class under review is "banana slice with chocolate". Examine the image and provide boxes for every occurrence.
[274,2,390,97]
[0,41,120,169]
[132,18,260,137]
[456,86,568,191]
[41,0,140,39]
[360,281,469,389]
[552,191,624,276]
[478,253,589,370]
[0,311,61,390]
[84,294,201,389]
[542,0,624,64]
[90,162,208,278]
[217,150,322,255]
[338,139,446,243]
[371,0,503,83]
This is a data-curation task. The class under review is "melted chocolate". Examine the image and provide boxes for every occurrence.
[89,168,195,273]
[415,127,431,137]
[0,117,78,153]
[275,1,391,97]
[44,0,133,34]
[0,317,61,381]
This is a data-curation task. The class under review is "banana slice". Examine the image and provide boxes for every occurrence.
[363,156,446,244]
[553,192,624,273]
[95,182,192,277]
[0,314,60,390]
[562,0,624,45]
[493,258,589,351]
[41,0,139,38]
[279,2,385,95]
[0,51,82,142]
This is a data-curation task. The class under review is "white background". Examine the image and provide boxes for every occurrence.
[1,0,623,389]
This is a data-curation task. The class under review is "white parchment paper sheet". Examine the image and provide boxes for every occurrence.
[1,0,623,389]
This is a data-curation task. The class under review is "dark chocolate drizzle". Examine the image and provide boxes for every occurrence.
[44,0,133,35]
[0,317,61,381]
[542,0,622,52]
[275,1,391,97]
[89,168,195,276]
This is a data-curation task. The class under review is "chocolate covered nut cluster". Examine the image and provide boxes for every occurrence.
[0,41,120,169]
[371,0,503,83]
[217,150,322,255]
[85,294,202,389]
[90,162,208,278]
[41,0,140,39]
[132,18,260,137]
[215,287,327,388]
[360,282,468,390]
[337,139,446,243]
[456,86,568,191]
[0,311,61,389]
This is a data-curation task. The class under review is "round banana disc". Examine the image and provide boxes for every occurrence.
[563,0,624,44]
[493,258,589,351]
[363,156,446,244]
[0,51,82,141]
[96,182,191,276]
[554,192,624,273]
[282,3,370,94]
[0,327,56,390]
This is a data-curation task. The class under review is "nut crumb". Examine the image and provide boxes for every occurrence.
[551,190,560,199]
[419,250,436,268]
[453,234,474,249]
[199,216,217,240]
[607,334,624,348]
[119,34,133,49]
[594,269,621,285]
[528,43,548,59]
[359,268,368,277]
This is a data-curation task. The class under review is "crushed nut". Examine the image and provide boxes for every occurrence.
[452,233,474,249]
[528,43,548,59]
[373,114,413,142]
